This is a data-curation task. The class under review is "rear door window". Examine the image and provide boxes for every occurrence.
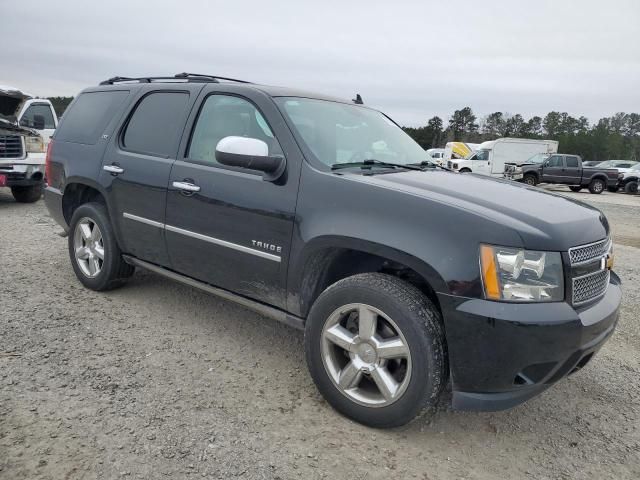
[123,92,190,158]
[565,156,579,167]
[55,91,129,145]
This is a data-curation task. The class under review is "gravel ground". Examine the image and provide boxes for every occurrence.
[1,186,639,480]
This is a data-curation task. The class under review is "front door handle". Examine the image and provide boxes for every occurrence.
[103,164,124,175]
[172,181,201,193]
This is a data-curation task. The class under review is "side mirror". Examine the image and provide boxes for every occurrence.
[215,136,285,181]
[33,114,46,130]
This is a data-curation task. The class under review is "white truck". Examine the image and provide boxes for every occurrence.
[0,85,58,202]
[447,137,558,178]
[425,148,446,165]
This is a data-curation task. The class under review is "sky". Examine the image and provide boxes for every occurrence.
[2,0,639,126]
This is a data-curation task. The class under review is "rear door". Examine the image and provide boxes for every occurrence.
[99,85,202,266]
[563,155,581,184]
[541,154,564,182]
[164,87,301,309]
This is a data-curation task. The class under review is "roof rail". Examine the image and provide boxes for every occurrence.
[99,73,252,86]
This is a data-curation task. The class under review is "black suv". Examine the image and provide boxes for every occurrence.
[45,74,621,428]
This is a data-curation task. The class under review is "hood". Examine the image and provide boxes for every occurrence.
[348,170,609,251]
[0,85,38,136]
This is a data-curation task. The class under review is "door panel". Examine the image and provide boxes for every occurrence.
[99,86,201,266]
[165,91,299,309]
[541,155,564,182]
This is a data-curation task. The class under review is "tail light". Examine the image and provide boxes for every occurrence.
[45,140,54,186]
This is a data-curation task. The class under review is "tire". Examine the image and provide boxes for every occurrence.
[68,202,134,291]
[625,181,638,194]
[569,186,582,192]
[11,184,43,203]
[459,168,471,173]
[523,174,538,186]
[304,273,447,428]
[588,178,605,194]
[607,186,618,193]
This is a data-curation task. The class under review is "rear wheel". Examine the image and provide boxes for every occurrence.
[11,184,43,203]
[523,174,538,186]
[588,178,605,194]
[68,202,134,291]
[304,273,447,428]
[569,186,582,192]
[625,181,638,194]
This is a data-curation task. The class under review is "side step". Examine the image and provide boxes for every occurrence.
[123,255,304,331]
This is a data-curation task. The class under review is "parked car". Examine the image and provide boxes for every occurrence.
[0,85,58,202]
[619,163,640,193]
[506,153,622,194]
[593,160,639,191]
[448,138,558,178]
[45,74,621,428]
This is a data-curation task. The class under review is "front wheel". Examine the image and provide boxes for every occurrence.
[304,273,447,428]
[523,174,538,186]
[588,178,605,194]
[569,186,582,192]
[68,202,134,291]
[459,168,472,173]
[625,181,638,194]
[11,184,43,203]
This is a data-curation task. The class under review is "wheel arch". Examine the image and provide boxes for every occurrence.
[289,236,448,319]
[62,177,125,249]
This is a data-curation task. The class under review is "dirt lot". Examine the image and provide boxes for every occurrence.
[1,186,639,480]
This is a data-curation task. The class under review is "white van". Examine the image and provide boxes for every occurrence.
[448,138,558,177]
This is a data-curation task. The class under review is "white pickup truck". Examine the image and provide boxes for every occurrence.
[1,85,58,202]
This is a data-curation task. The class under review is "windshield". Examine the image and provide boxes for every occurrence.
[275,97,427,167]
[526,153,550,164]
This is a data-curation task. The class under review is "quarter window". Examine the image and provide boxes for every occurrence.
[188,95,281,166]
[20,104,56,129]
[123,92,190,157]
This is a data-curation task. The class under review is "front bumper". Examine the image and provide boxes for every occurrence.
[503,172,523,181]
[0,163,45,187]
[438,272,621,411]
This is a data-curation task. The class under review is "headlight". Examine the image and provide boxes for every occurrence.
[25,136,45,153]
[480,244,564,302]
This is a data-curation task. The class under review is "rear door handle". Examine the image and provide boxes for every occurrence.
[103,164,124,175]
[172,181,201,193]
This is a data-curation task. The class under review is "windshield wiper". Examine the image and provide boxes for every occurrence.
[331,159,425,171]
[409,160,453,172]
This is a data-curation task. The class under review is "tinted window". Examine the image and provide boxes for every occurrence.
[123,92,189,157]
[188,95,281,165]
[20,104,56,129]
[547,155,563,167]
[565,156,579,167]
[55,91,129,145]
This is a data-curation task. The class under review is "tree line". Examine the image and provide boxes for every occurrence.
[403,107,640,162]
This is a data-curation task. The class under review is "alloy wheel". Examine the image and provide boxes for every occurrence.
[321,303,412,407]
[73,217,104,278]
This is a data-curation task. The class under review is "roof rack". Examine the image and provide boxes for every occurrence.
[99,73,252,85]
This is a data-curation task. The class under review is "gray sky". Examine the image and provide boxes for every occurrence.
[2,0,639,126]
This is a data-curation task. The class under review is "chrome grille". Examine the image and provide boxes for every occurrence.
[569,238,609,265]
[573,270,610,305]
[0,135,24,159]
